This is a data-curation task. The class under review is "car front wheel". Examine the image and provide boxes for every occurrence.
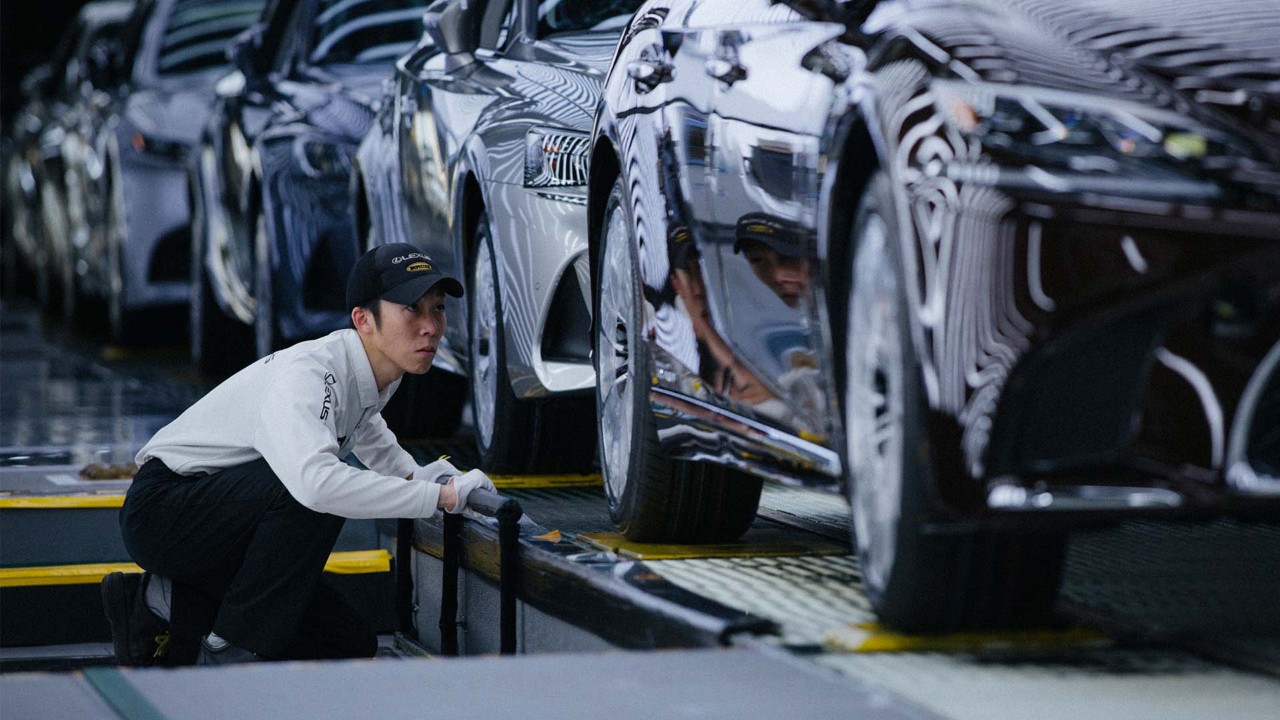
[595,175,761,543]
[845,173,1066,632]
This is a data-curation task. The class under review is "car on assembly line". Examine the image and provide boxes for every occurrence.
[93,0,264,343]
[50,1,137,325]
[6,65,61,305]
[189,0,432,376]
[354,0,645,467]
[587,0,1280,633]
[4,3,132,314]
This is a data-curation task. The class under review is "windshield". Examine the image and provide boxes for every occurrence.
[309,0,431,65]
[536,0,645,36]
[157,0,264,76]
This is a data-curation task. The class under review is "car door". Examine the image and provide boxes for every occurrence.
[616,6,735,396]
[696,5,846,441]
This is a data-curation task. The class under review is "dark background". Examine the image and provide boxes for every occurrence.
[1,0,92,131]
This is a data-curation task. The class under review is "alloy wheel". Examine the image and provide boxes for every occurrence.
[595,196,638,506]
[846,209,906,594]
[470,237,498,449]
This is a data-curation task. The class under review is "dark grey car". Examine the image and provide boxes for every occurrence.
[96,0,263,343]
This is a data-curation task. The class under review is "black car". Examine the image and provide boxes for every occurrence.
[190,0,431,374]
[588,0,1280,632]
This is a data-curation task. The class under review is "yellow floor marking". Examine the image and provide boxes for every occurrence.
[825,622,1112,654]
[489,474,602,490]
[578,531,847,560]
[0,473,603,508]
[0,493,127,509]
[0,550,392,587]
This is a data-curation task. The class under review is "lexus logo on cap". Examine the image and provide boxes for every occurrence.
[391,253,428,264]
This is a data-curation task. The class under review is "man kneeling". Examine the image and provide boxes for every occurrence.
[103,244,494,665]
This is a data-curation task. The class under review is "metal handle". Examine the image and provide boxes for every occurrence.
[626,59,673,91]
[705,58,746,85]
[465,488,522,522]
[438,488,523,655]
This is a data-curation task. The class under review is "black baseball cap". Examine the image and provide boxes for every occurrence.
[346,243,464,309]
[732,212,808,258]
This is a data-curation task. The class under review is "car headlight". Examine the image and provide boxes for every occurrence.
[524,128,589,188]
[293,138,352,178]
[931,80,1251,165]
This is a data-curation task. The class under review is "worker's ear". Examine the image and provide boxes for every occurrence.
[351,306,370,334]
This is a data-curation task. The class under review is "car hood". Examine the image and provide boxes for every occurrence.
[866,0,1280,200]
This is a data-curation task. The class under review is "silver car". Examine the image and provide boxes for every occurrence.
[356,0,644,467]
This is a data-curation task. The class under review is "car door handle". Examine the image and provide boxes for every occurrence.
[626,59,673,91]
[705,58,746,85]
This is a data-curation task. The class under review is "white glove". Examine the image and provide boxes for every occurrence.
[448,468,496,514]
[415,457,461,485]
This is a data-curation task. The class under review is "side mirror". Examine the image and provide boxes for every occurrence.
[422,0,481,73]
[228,23,266,81]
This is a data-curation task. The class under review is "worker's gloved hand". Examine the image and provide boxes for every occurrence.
[415,457,461,485]
[448,469,496,514]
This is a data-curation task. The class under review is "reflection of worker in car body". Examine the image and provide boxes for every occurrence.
[733,212,811,309]
[666,224,774,406]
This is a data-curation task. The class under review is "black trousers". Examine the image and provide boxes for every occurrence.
[120,458,376,664]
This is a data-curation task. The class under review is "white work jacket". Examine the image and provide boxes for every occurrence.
[136,329,441,519]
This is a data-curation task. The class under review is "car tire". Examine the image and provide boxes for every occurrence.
[190,162,254,376]
[844,173,1066,633]
[595,176,762,543]
[468,211,597,473]
[469,212,539,471]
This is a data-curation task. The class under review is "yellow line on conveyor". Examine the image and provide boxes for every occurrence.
[0,550,392,587]
[0,494,127,509]
[577,531,847,560]
[0,474,603,509]
[488,474,602,490]
[826,623,1112,654]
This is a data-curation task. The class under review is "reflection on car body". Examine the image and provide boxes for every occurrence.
[589,0,1280,632]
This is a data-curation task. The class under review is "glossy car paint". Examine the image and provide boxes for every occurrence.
[196,0,430,359]
[589,0,1280,520]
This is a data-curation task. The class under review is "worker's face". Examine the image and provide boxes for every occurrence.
[371,288,447,375]
[741,242,809,309]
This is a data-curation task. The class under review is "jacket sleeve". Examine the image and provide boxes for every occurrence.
[253,358,440,519]
[351,410,418,479]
